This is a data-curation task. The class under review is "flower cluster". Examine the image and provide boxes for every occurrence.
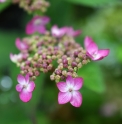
[12,0,49,13]
[10,14,109,106]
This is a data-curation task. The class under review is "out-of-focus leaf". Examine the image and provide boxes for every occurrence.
[0,30,23,67]
[116,45,122,62]
[0,104,31,124]
[47,0,73,26]
[0,0,11,12]
[65,0,119,6]
[78,63,105,93]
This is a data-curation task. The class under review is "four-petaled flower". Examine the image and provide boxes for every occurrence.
[15,38,28,51]
[16,74,35,102]
[84,36,110,61]
[57,76,83,107]
[26,16,50,34]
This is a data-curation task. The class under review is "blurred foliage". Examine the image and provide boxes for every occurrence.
[0,0,11,12]
[65,0,119,6]
[0,0,122,124]
[78,63,105,93]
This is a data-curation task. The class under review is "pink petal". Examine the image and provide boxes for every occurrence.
[66,76,74,87]
[0,0,6,2]
[32,16,50,25]
[27,81,35,92]
[19,90,32,102]
[84,36,94,49]
[66,27,81,37]
[16,84,23,92]
[86,52,94,60]
[40,16,50,25]
[25,74,30,83]
[70,91,82,107]
[15,38,28,50]
[73,30,81,37]
[37,26,46,34]
[15,38,22,50]
[51,25,60,37]
[17,74,26,84]
[93,49,110,61]
[58,92,72,104]
[73,77,83,90]
[26,16,50,35]
[10,53,16,63]
[51,25,65,38]
[26,21,35,34]
[87,41,98,55]
[57,82,68,92]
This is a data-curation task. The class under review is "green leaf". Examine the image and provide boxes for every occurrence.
[0,0,11,12]
[65,0,119,7]
[47,0,73,26]
[78,63,105,93]
[0,30,23,67]
[116,45,122,63]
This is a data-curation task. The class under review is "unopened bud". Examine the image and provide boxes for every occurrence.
[62,70,67,76]
[32,76,36,80]
[34,71,40,76]
[50,75,55,80]
[76,58,80,63]
[72,72,78,77]
[78,63,82,68]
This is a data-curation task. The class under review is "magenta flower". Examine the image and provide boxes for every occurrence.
[15,38,28,51]
[51,25,66,38]
[26,16,50,34]
[84,36,110,61]
[10,53,22,63]
[16,74,35,102]
[57,76,83,107]
[65,27,81,37]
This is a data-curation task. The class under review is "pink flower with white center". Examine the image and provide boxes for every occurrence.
[65,27,81,37]
[57,76,83,107]
[0,0,6,2]
[10,53,22,63]
[16,74,35,102]
[26,16,50,34]
[51,25,66,38]
[84,36,110,61]
[15,38,28,51]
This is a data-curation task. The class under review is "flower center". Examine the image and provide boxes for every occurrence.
[34,19,41,26]
[23,84,27,89]
[93,52,97,58]
[69,88,73,92]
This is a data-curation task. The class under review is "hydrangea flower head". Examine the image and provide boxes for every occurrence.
[16,74,35,102]
[57,76,83,107]
[84,36,110,61]
[15,38,28,51]
[26,16,50,34]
